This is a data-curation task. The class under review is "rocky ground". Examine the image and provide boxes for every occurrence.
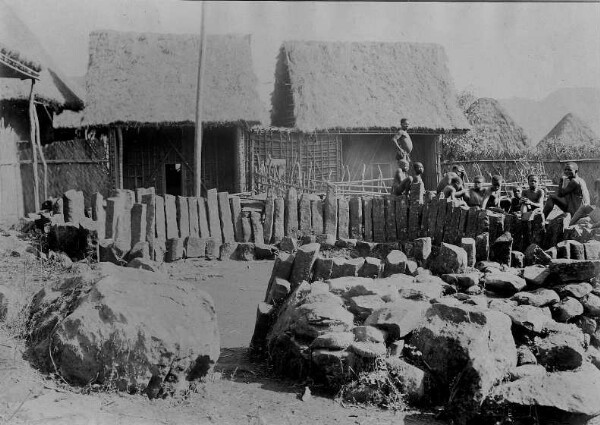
[0,230,443,425]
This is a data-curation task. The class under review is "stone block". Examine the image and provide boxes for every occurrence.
[324,186,337,237]
[165,238,184,262]
[127,241,150,261]
[570,240,586,260]
[477,208,490,235]
[511,251,524,268]
[372,197,385,243]
[219,242,238,260]
[206,189,222,243]
[409,181,425,205]
[358,257,381,278]
[284,187,299,238]
[396,195,409,242]
[311,199,324,235]
[131,203,147,247]
[197,197,210,239]
[414,237,432,263]
[91,192,105,239]
[289,243,320,288]
[299,195,312,236]
[250,211,264,245]
[141,194,156,257]
[456,205,469,242]
[362,197,373,242]
[313,258,334,281]
[488,211,505,244]
[218,192,235,243]
[266,278,291,304]
[349,196,363,240]
[155,195,166,245]
[272,197,285,243]
[408,201,423,241]
[205,238,220,261]
[105,196,123,240]
[241,213,252,243]
[491,231,513,265]
[384,196,396,242]
[188,197,199,238]
[475,232,490,262]
[164,194,178,240]
[331,257,365,278]
[234,242,255,261]
[185,237,207,258]
[465,206,480,238]
[262,196,274,244]
[280,236,298,253]
[383,250,408,277]
[63,189,85,224]
[433,200,448,245]
[337,197,350,239]
[585,240,600,260]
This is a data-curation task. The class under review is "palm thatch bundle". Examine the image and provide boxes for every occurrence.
[465,98,529,151]
[84,30,267,127]
[0,2,83,111]
[538,112,599,148]
[270,41,470,132]
[53,110,84,129]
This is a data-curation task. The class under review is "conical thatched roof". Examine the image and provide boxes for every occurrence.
[538,112,599,147]
[83,30,267,127]
[270,40,470,133]
[0,1,83,111]
[465,97,529,151]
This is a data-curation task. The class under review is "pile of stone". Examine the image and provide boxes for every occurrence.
[251,237,600,424]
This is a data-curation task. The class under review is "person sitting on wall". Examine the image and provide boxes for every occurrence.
[436,165,468,196]
[543,162,590,219]
[442,175,467,203]
[397,162,426,196]
[391,158,410,196]
[464,175,486,207]
[483,175,507,211]
[520,174,545,214]
[392,118,413,162]
[508,185,524,213]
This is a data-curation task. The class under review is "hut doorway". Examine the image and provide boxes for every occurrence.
[164,163,183,196]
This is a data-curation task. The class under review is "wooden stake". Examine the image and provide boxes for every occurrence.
[116,126,124,189]
[28,80,40,211]
[193,1,208,196]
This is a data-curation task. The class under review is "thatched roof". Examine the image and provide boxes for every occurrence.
[538,112,599,147]
[84,30,267,127]
[270,41,470,133]
[465,98,529,151]
[54,110,84,129]
[0,2,83,111]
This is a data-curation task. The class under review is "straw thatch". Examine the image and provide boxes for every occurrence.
[0,2,83,111]
[270,41,470,132]
[84,30,267,127]
[538,112,599,148]
[465,98,529,151]
[53,110,84,129]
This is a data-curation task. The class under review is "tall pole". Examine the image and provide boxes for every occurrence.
[193,1,207,196]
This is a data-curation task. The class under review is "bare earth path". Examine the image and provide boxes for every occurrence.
[0,232,443,425]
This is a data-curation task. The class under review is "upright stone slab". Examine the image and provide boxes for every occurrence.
[476,232,490,262]
[372,197,386,243]
[262,196,274,244]
[217,192,235,243]
[188,197,199,238]
[285,187,299,238]
[433,199,448,245]
[176,196,190,239]
[324,186,337,237]
[197,197,210,239]
[425,197,439,241]
[408,199,423,241]
[409,181,425,205]
[488,211,505,244]
[442,203,456,244]
[155,195,166,248]
[134,188,148,203]
[461,237,476,267]
[264,252,296,301]
[419,192,436,238]
[241,213,252,242]
[229,196,243,243]
[131,203,147,247]
[63,189,85,224]
[477,209,490,235]
[396,195,409,242]
[363,197,373,242]
[105,197,123,240]
[311,199,324,235]
[491,231,513,265]
[117,189,135,250]
[349,196,363,240]
[164,194,179,240]
[456,205,470,242]
[206,189,222,243]
[273,197,285,244]
[298,194,312,237]
[185,236,206,258]
[251,212,264,245]
[289,243,320,288]
[92,192,105,239]
[338,197,350,239]
[384,196,396,242]
[141,194,156,257]
[466,207,480,238]
[545,213,570,249]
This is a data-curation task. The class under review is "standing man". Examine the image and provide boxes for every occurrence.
[543,162,590,218]
[392,118,413,162]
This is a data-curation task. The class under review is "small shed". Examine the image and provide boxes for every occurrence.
[83,30,267,195]
[269,41,470,189]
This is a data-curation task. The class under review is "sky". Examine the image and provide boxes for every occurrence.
[5,1,600,106]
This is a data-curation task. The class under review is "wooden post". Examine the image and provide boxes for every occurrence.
[193,1,208,196]
[32,103,47,200]
[116,126,124,189]
[28,80,40,211]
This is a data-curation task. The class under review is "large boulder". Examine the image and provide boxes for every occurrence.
[511,288,560,308]
[487,300,551,334]
[487,363,600,419]
[428,243,467,275]
[409,303,517,424]
[364,299,430,340]
[483,271,526,295]
[27,263,219,397]
[549,259,600,283]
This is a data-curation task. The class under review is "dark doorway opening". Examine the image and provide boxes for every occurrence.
[165,163,183,196]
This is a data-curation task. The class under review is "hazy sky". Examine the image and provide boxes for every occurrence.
[5,1,600,105]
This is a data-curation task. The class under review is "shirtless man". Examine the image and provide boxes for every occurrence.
[436,165,467,196]
[483,175,504,210]
[391,159,410,196]
[391,118,413,162]
[465,175,486,207]
[520,174,544,213]
[442,175,466,202]
[543,162,590,218]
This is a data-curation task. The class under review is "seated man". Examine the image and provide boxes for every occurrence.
[391,159,410,196]
[520,174,545,213]
[543,162,590,218]
[436,165,467,195]
[483,175,505,210]
[508,185,523,213]
[442,175,466,203]
[464,175,486,207]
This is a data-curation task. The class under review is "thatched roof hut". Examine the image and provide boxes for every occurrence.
[83,30,267,127]
[465,97,529,151]
[270,40,470,133]
[0,2,83,111]
[538,112,599,148]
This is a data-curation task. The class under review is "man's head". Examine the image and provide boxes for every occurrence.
[450,175,463,190]
[512,186,522,198]
[400,118,409,131]
[527,174,539,190]
[413,162,424,175]
[564,162,578,179]
[452,165,466,179]
[491,175,503,189]
[473,175,485,190]
[398,159,410,172]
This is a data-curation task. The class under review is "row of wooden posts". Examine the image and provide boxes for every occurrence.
[63,178,570,262]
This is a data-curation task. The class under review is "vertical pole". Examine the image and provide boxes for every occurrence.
[193,1,208,196]
[116,126,124,189]
[28,80,40,212]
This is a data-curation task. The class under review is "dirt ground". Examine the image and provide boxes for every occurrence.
[0,231,444,425]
